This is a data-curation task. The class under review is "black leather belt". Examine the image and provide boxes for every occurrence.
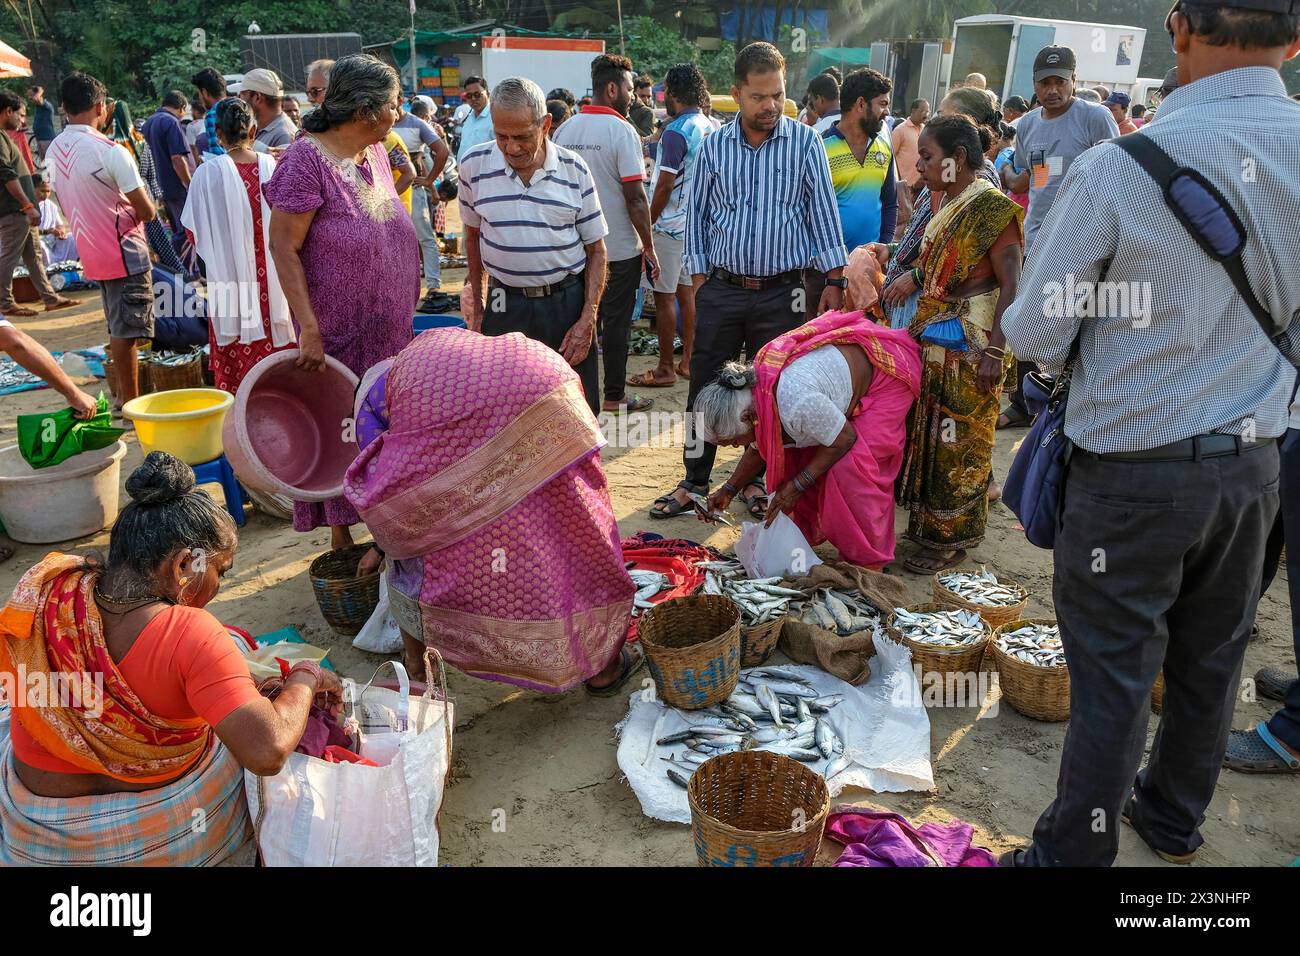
[1085,434,1276,463]
[489,272,582,298]
[710,267,802,291]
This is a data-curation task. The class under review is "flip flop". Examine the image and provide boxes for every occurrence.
[604,395,654,413]
[1255,665,1295,702]
[1223,722,1300,774]
[45,298,79,312]
[650,480,706,519]
[902,549,967,575]
[674,362,691,379]
[5,307,37,317]
[585,644,645,697]
[626,370,676,388]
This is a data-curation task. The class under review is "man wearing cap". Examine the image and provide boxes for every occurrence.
[1104,90,1138,134]
[240,69,297,149]
[1001,0,1300,867]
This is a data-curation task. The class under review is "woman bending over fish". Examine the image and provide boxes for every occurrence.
[693,310,922,570]
[344,328,642,695]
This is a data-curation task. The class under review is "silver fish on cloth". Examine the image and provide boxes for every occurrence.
[788,587,887,638]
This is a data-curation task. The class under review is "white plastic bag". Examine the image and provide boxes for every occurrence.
[246,653,454,866]
[735,512,824,579]
[352,572,403,654]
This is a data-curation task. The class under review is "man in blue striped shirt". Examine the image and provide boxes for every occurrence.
[651,42,848,520]
[459,77,609,416]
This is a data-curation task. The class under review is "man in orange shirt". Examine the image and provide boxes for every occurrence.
[1104,91,1138,135]
[889,97,929,239]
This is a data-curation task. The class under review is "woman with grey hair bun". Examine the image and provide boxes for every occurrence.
[694,311,922,570]
[265,53,419,571]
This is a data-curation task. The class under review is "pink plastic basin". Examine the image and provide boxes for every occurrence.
[222,350,360,502]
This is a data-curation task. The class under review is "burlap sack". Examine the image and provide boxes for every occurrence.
[778,560,910,685]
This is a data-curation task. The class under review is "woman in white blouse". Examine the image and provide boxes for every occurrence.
[695,310,923,569]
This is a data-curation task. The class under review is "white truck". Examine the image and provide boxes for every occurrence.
[942,15,1148,105]
[479,35,606,101]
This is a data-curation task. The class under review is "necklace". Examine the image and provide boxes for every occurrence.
[93,583,171,615]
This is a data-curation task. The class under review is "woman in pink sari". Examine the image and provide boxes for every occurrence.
[343,328,641,694]
[698,311,922,569]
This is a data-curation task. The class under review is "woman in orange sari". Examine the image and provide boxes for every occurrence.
[0,452,340,866]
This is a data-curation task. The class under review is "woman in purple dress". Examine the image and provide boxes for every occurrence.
[266,54,420,568]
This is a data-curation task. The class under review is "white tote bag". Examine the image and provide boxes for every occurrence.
[247,650,454,867]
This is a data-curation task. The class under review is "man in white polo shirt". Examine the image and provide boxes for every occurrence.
[459,76,609,416]
[553,53,659,414]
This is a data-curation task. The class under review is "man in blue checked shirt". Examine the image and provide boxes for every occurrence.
[190,68,227,159]
[650,42,847,521]
[1002,0,1300,867]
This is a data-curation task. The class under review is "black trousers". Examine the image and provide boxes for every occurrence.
[1258,429,1300,751]
[682,276,806,488]
[1023,443,1279,865]
[482,277,599,416]
[599,255,643,403]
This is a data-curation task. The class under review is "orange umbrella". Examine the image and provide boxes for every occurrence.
[0,39,31,78]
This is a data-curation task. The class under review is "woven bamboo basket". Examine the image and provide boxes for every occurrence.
[990,618,1070,722]
[688,750,829,867]
[309,544,382,636]
[932,571,1029,630]
[887,602,990,680]
[103,354,154,398]
[739,614,785,668]
[1151,672,1165,715]
[149,354,206,392]
[639,595,741,710]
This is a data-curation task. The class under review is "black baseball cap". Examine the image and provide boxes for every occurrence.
[1167,0,1299,28]
[1159,67,1181,95]
[1033,46,1076,82]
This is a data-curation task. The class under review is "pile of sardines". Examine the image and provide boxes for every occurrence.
[995,622,1065,667]
[791,588,886,638]
[891,607,987,647]
[937,566,1024,607]
[659,666,850,787]
[696,559,804,626]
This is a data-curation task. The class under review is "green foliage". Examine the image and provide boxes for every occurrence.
[623,16,734,93]
[143,39,242,102]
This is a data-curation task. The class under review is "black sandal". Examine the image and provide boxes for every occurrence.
[650,480,706,519]
[586,644,646,697]
[737,480,768,519]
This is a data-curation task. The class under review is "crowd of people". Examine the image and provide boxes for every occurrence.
[1,0,1298,869]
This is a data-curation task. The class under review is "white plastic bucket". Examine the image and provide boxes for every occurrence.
[0,441,128,543]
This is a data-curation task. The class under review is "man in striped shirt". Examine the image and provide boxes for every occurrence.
[651,42,847,520]
[459,77,608,416]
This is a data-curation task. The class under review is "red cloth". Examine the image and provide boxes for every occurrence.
[619,533,713,641]
[323,745,380,767]
[206,160,294,394]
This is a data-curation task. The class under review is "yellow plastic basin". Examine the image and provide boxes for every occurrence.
[122,388,234,465]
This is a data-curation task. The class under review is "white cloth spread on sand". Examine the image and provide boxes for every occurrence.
[181,152,293,347]
[615,643,934,824]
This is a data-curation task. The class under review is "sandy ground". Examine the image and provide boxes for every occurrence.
[2,227,1296,867]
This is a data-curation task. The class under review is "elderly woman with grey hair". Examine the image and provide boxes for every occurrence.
[265,53,419,569]
[693,310,922,570]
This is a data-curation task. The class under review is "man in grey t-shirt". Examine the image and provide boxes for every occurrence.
[1007,46,1119,250]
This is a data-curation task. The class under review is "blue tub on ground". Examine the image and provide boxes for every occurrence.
[413,313,467,333]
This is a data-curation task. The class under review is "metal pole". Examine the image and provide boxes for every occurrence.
[616,0,625,56]
[410,1,418,99]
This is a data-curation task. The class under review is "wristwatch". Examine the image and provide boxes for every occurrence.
[824,277,848,289]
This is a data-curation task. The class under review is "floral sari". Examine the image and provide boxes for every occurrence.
[345,329,635,693]
[895,179,1023,551]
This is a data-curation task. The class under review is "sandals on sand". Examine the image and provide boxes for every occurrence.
[585,644,645,697]
[997,407,1031,430]
[604,395,654,413]
[650,480,706,519]
[626,370,676,388]
[1254,665,1295,701]
[903,548,967,575]
[1121,793,1197,863]
[1223,721,1300,774]
[737,480,768,519]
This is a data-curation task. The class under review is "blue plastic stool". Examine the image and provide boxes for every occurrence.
[192,454,247,527]
[413,312,467,333]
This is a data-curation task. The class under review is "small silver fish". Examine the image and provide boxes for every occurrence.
[756,683,783,726]
[666,768,691,788]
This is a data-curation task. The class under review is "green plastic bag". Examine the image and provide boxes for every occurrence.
[16,393,125,469]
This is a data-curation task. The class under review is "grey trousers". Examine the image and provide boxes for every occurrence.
[410,186,441,289]
[1023,442,1280,866]
[0,212,58,310]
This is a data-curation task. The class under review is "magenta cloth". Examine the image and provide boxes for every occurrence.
[826,807,996,867]
[295,705,354,758]
[343,328,635,692]
[262,134,420,532]
[752,310,922,569]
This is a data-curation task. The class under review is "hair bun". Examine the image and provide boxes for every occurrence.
[125,452,196,506]
[717,362,757,391]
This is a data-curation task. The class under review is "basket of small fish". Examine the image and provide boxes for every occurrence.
[932,566,1029,629]
[1151,671,1165,715]
[887,603,991,678]
[148,348,207,393]
[991,618,1070,721]
[698,558,804,667]
[687,750,830,867]
[639,594,742,710]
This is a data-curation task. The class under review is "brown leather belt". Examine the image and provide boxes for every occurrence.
[709,267,802,291]
[488,272,582,299]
